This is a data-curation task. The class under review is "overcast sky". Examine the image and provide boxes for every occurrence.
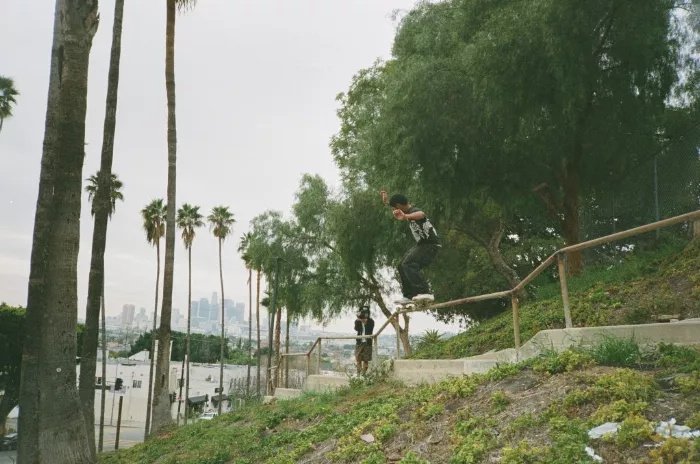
[0,0,462,335]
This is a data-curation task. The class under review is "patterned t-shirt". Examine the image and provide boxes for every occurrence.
[407,207,439,245]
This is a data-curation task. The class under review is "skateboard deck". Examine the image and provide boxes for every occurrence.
[395,299,433,311]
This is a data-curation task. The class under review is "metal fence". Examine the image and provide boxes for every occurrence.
[580,124,700,258]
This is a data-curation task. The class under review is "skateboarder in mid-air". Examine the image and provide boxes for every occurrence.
[381,190,440,305]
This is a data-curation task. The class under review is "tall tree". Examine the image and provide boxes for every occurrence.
[238,232,254,395]
[255,264,262,394]
[176,203,203,425]
[18,0,99,461]
[140,198,166,438]
[0,76,19,134]
[151,0,199,433]
[80,169,124,456]
[208,206,235,414]
[78,3,126,454]
[0,304,23,437]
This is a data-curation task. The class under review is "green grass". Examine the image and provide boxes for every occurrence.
[413,240,700,360]
[99,343,700,463]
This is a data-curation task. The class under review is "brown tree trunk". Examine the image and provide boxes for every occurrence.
[98,293,107,451]
[78,0,125,456]
[144,241,161,439]
[246,268,252,396]
[184,246,192,424]
[369,280,412,357]
[151,0,178,433]
[217,237,226,415]
[563,159,583,275]
[18,0,99,462]
[255,268,261,395]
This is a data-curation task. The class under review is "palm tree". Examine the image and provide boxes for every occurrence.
[79,165,124,458]
[176,203,204,425]
[238,233,254,395]
[0,76,19,133]
[151,0,199,433]
[85,173,124,217]
[17,1,98,461]
[208,206,235,414]
[141,198,166,438]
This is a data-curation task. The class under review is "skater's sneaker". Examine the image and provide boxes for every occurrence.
[412,294,435,304]
[394,297,413,305]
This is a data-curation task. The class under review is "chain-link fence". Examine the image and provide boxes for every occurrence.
[580,123,700,261]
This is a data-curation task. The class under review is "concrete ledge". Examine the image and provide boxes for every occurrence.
[304,374,349,392]
[517,321,700,361]
[274,388,302,399]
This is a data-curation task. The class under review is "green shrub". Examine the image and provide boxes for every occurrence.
[588,336,642,367]
[616,415,654,448]
[533,348,596,375]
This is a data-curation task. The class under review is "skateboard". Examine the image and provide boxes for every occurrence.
[395,298,433,312]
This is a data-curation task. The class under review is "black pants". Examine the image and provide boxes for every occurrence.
[399,244,440,298]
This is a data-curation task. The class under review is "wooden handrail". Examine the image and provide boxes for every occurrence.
[284,210,700,378]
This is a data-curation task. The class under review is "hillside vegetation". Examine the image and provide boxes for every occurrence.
[100,341,700,463]
[413,239,700,360]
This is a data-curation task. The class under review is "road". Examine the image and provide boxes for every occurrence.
[0,425,143,463]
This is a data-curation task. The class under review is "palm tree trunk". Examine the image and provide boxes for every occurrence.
[246,268,252,396]
[144,241,161,439]
[176,340,185,425]
[255,268,261,396]
[151,0,178,433]
[218,238,226,415]
[98,291,107,451]
[78,0,125,456]
[184,245,193,424]
[18,0,98,461]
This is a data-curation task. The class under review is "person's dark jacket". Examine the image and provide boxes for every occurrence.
[354,318,375,345]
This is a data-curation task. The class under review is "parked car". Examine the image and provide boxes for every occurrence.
[199,412,218,421]
[0,433,18,451]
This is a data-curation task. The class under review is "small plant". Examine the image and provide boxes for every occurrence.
[648,437,694,463]
[685,411,700,430]
[592,399,649,423]
[533,348,596,375]
[416,329,444,350]
[490,391,511,414]
[615,415,654,448]
[501,440,550,463]
[349,359,394,388]
[675,371,700,395]
[399,451,430,464]
[654,344,700,373]
[588,335,642,367]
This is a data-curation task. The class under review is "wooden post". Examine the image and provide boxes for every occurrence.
[395,315,401,359]
[115,396,123,450]
[693,219,700,239]
[511,293,521,349]
[316,340,322,375]
[305,353,310,378]
[557,254,573,328]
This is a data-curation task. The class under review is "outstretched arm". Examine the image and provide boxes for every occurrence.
[393,209,425,221]
[380,190,389,206]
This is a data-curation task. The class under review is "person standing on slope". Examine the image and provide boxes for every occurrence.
[381,190,440,305]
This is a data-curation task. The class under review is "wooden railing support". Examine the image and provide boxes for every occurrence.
[511,292,521,349]
[557,253,573,329]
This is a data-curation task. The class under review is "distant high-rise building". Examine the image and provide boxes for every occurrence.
[224,299,234,321]
[190,300,198,317]
[120,304,136,327]
[198,298,210,319]
[211,292,218,307]
[234,302,245,322]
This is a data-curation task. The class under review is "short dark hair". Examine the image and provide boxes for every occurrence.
[357,305,370,318]
[389,194,409,207]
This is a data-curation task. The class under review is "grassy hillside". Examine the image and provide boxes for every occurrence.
[413,239,700,360]
[100,342,700,463]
